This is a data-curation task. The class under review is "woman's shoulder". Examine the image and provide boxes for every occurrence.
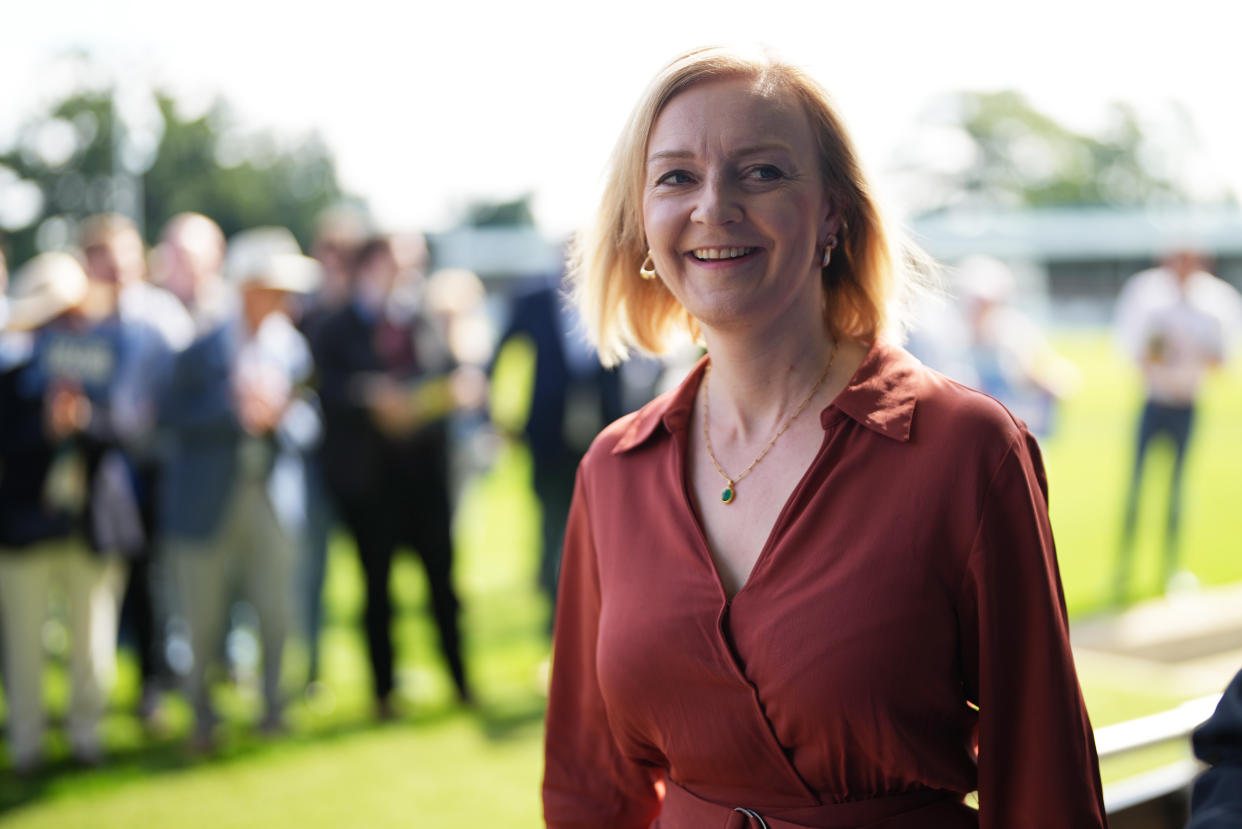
[924,365,1025,436]
[585,385,680,461]
[576,359,704,492]
[880,343,1031,458]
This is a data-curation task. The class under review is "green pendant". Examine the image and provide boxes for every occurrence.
[721,486,734,504]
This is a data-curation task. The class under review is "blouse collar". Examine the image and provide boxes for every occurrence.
[612,338,917,455]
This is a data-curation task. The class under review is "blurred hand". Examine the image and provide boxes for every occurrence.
[449,365,489,411]
[367,376,420,438]
[46,382,91,439]
[235,372,290,436]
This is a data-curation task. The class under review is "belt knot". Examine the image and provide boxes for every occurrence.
[730,806,770,829]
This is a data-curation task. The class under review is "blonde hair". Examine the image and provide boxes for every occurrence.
[571,46,929,366]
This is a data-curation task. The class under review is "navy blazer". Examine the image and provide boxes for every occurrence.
[1189,668,1242,827]
[158,323,250,540]
[0,355,74,547]
[496,282,623,462]
[159,319,315,542]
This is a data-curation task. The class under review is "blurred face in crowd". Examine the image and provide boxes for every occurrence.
[312,234,360,306]
[84,226,146,288]
[241,283,289,334]
[1165,250,1206,283]
[353,243,398,314]
[312,237,353,277]
[641,76,836,335]
[161,216,225,308]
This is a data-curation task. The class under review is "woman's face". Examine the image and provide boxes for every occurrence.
[642,77,837,335]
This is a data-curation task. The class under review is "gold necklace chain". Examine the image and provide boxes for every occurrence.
[702,340,839,505]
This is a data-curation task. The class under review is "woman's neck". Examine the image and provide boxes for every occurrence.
[700,314,838,442]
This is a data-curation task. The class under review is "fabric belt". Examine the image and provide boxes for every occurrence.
[658,778,974,829]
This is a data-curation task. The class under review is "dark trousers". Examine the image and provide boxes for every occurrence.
[337,477,468,704]
[533,453,579,602]
[1117,399,1195,600]
[300,457,333,686]
[119,465,169,695]
[532,451,581,636]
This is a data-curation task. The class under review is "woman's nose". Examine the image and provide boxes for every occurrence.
[691,176,742,226]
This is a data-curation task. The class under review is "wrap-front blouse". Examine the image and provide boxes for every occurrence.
[543,340,1107,828]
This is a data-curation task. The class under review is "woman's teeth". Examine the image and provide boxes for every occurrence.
[692,247,754,261]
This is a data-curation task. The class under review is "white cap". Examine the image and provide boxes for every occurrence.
[226,227,322,294]
[954,255,1015,304]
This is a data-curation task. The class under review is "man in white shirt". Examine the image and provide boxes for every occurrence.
[160,227,320,749]
[1114,249,1242,601]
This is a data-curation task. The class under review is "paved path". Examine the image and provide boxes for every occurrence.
[1072,581,1242,717]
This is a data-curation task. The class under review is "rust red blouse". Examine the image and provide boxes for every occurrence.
[543,340,1107,829]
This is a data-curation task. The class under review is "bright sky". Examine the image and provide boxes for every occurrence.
[3,0,1242,236]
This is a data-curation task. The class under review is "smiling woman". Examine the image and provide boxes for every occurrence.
[641,76,833,339]
[543,46,1108,829]
[572,49,907,369]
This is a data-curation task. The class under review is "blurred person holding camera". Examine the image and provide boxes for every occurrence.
[158,227,320,750]
[310,233,477,719]
[0,245,168,773]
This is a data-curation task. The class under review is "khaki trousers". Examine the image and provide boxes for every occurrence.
[0,540,127,767]
[168,478,294,731]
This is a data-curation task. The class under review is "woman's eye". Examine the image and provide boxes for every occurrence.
[656,170,693,185]
[748,165,784,181]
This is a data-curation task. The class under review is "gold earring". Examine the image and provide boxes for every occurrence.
[821,234,839,268]
[639,251,658,281]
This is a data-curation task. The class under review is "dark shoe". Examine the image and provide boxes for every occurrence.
[72,740,104,768]
[138,688,171,736]
[257,713,287,737]
[375,695,399,722]
[13,753,44,778]
[187,723,218,757]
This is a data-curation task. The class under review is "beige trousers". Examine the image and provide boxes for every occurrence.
[0,540,128,767]
[168,478,294,731]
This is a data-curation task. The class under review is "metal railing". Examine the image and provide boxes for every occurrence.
[1097,694,1220,818]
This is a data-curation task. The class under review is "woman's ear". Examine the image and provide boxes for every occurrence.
[818,204,844,250]
[819,193,844,243]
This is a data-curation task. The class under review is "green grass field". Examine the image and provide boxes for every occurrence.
[1,330,1239,827]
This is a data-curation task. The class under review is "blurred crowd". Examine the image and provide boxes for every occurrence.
[0,209,651,774]
[906,250,1241,600]
[0,208,1239,777]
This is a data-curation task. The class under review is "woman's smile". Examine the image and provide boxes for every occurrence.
[686,246,763,266]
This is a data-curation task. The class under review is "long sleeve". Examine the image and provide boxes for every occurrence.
[108,323,175,450]
[157,333,239,440]
[543,468,662,828]
[957,432,1108,828]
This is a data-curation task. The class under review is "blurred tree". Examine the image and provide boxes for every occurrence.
[895,90,1223,214]
[0,87,356,266]
[464,194,536,228]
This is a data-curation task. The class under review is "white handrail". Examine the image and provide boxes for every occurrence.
[1095,694,1221,759]
[1103,760,1203,814]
